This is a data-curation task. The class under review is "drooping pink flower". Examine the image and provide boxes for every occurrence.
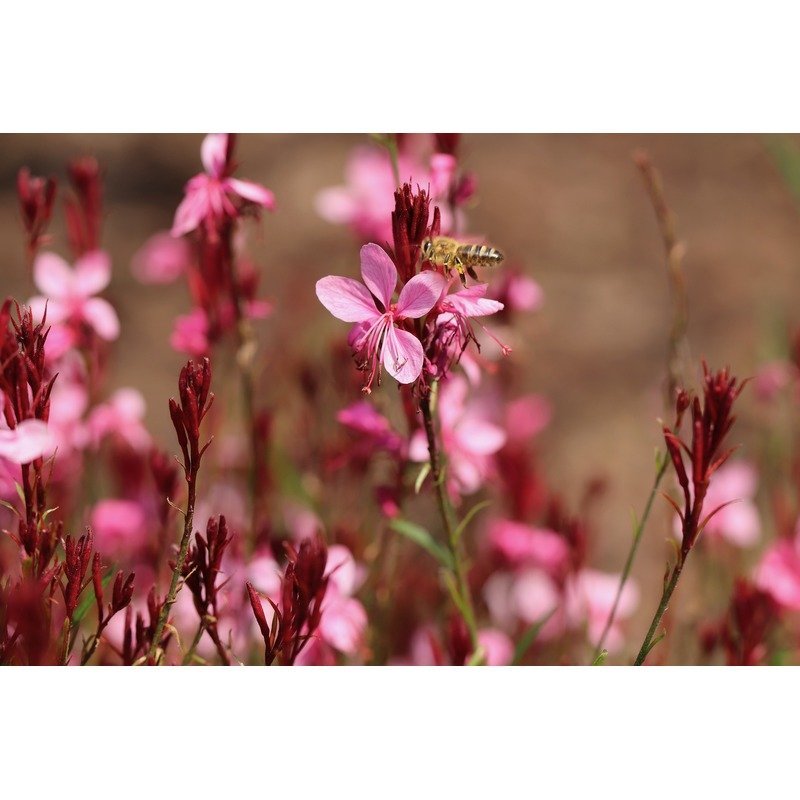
[488,518,569,575]
[477,628,514,666]
[170,308,210,356]
[88,388,151,452]
[410,375,506,496]
[28,250,120,340]
[672,460,761,548]
[755,526,800,611]
[0,419,52,464]
[336,400,405,455]
[90,498,148,557]
[566,569,639,654]
[171,134,275,238]
[316,243,444,390]
[131,231,192,284]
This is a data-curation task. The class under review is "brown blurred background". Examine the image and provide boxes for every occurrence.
[2,134,799,645]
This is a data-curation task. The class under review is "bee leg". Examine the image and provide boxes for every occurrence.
[454,258,468,286]
[467,265,479,281]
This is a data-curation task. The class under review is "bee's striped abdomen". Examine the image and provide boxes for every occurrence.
[457,243,504,267]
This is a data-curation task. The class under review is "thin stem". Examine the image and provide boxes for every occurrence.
[592,454,668,660]
[633,557,685,666]
[419,389,480,655]
[181,621,205,665]
[147,471,197,664]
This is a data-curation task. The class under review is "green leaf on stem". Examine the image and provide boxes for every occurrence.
[643,631,666,658]
[389,518,454,570]
[592,649,608,666]
[414,463,431,494]
[511,608,556,665]
[72,570,114,624]
[441,569,469,618]
[453,500,492,546]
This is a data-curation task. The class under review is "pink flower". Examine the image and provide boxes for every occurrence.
[477,628,514,666]
[494,272,544,312]
[29,250,120,340]
[753,360,792,403]
[410,375,506,496]
[672,460,761,548]
[88,388,151,451]
[488,519,569,575]
[131,231,191,284]
[171,133,275,237]
[46,374,90,454]
[0,419,52,464]
[566,569,639,654]
[755,527,800,611]
[90,499,148,557]
[505,395,552,441]
[336,400,405,455]
[316,243,444,390]
[170,308,210,356]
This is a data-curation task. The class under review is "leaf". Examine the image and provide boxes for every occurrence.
[414,463,431,494]
[644,631,667,658]
[72,570,114,625]
[453,500,492,546]
[441,570,469,619]
[466,646,487,667]
[511,608,556,665]
[592,649,608,666]
[389,518,454,570]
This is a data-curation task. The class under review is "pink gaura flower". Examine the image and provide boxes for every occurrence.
[672,460,761,548]
[88,388,151,452]
[29,250,120,340]
[565,569,639,654]
[336,400,405,455]
[488,518,569,575]
[505,395,552,442]
[171,133,275,238]
[316,243,444,390]
[755,525,800,611]
[131,231,191,284]
[753,360,793,403]
[90,498,148,557]
[477,628,514,666]
[410,375,506,496]
[170,308,210,356]
[0,419,52,464]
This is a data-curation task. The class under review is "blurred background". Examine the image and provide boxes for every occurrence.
[2,133,800,651]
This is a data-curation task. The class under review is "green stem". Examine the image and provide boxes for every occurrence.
[146,473,197,664]
[592,454,668,661]
[419,389,480,656]
[633,557,684,666]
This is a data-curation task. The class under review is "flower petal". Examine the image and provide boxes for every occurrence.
[316,276,379,323]
[226,178,276,210]
[82,298,120,340]
[382,326,424,384]
[73,250,112,296]
[359,244,397,309]
[396,270,447,319]
[0,420,53,464]
[200,133,229,177]
[171,185,209,237]
[33,252,74,298]
[447,284,504,317]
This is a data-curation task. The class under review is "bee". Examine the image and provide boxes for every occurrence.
[420,236,504,285]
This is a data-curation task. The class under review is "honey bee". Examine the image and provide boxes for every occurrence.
[420,236,504,285]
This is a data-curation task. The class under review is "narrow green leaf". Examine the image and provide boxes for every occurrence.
[389,518,454,570]
[644,631,667,658]
[441,570,469,618]
[453,500,492,546]
[414,463,431,494]
[72,570,114,625]
[511,608,556,665]
[592,649,608,666]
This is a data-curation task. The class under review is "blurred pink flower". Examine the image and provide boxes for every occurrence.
[755,527,800,611]
[477,628,514,666]
[172,133,275,237]
[29,250,119,340]
[46,374,89,454]
[753,360,792,403]
[88,388,151,451]
[494,272,544,312]
[316,243,444,389]
[672,460,761,548]
[505,395,552,441]
[315,146,432,242]
[566,569,639,654]
[0,419,52,464]
[90,498,148,556]
[131,231,192,284]
[488,518,569,575]
[410,375,506,496]
[337,400,405,455]
[317,544,368,656]
[170,308,210,356]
